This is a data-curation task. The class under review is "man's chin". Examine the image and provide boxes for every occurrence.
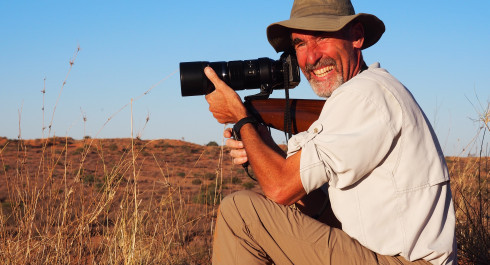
[309,77,343,98]
[310,82,334,98]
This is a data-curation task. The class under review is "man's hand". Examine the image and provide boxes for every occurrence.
[224,128,249,165]
[225,125,287,168]
[204,67,248,124]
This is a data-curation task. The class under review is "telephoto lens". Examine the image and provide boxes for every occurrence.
[180,55,299,97]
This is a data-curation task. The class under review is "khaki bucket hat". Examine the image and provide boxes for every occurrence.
[267,0,385,52]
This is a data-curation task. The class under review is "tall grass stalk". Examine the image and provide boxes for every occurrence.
[450,99,489,264]
[3,48,488,264]
[0,50,216,264]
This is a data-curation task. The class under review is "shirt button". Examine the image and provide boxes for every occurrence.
[313,128,318,134]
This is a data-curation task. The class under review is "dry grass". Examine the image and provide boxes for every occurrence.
[448,156,489,265]
[0,48,237,264]
[449,99,489,264]
[0,137,231,264]
[0,135,488,264]
[1,49,487,264]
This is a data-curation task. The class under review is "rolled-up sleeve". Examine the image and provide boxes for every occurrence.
[288,81,402,194]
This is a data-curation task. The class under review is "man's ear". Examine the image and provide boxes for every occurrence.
[351,22,364,49]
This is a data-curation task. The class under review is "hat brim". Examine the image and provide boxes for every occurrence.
[267,13,385,52]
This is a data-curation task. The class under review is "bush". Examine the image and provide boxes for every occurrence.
[206,141,218,147]
[231,176,242,184]
[191,178,202,185]
[242,181,256,190]
[181,146,190,153]
[193,183,222,205]
[73,147,84,155]
[108,143,118,151]
[453,158,489,264]
[82,174,96,184]
[177,172,186,177]
[205,172,216,180]
[191,148,201,154]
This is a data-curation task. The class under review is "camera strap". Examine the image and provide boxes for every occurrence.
[232,117,259,182]
[283,60,292,141]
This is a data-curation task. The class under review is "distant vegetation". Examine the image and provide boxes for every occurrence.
[206,141,219,146]
[0,127,488,264]
[0,137,258,264]
[0,49,486,263]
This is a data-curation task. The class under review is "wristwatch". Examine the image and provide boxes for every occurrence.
[232,116,258,140]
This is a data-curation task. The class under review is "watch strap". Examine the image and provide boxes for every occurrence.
[232,116,258,140]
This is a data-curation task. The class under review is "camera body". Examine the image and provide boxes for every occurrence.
[180,52,300,99]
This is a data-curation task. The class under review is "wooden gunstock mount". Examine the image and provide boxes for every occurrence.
[245,98,325,135]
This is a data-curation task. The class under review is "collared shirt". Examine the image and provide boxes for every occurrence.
[287,63,456,264]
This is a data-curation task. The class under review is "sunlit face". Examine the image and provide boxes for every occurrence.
[291,25,363,98]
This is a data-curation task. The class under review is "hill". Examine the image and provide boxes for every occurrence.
[0,137,487,264]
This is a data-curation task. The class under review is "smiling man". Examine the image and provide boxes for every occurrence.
[292,26,366,98]
[204,0,456,264]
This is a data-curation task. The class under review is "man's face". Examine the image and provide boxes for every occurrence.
[292,27,361,98]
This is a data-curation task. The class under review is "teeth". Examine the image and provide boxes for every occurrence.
[313,66,334,77]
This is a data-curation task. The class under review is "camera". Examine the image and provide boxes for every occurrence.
[180,52,300,99]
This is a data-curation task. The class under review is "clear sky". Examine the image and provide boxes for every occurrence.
[1,0,488,156]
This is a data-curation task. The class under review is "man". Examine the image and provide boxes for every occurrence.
[204,0,456,264]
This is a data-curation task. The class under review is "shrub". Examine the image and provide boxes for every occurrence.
[108,143,118,151]
[452,157,489,264]
[82,174,96,184]
[242,181,256,190]
[205,172,216,180]
[191,148,201,154]
[206,141,218,147]
[231,176,242,185]
[73,147,84,155]
[191,178,202,185]
[193,183,222,205]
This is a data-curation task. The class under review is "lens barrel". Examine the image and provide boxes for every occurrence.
[180,58,287,97]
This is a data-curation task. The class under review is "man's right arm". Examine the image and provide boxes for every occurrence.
[227,132,340,226]
[225,123,305,205]
[204,66,305,205]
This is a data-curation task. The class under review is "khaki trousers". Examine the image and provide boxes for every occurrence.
[212,190,430,265]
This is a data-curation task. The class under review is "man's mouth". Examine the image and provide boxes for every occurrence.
[313,66,334,78]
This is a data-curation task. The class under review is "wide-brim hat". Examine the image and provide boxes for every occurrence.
[267,0,385,52]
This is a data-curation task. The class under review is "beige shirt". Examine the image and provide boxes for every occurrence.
[287,63,456,264]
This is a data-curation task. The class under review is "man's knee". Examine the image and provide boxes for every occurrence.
[219,190,265,220]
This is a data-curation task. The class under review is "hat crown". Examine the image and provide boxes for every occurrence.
[291,0,355,18]
[267,0,385,52]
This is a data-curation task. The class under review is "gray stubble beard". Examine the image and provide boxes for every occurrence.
[304,58,344,98]
[309,74,344,98]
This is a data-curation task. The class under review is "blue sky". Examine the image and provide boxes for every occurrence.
[0,0,488,156]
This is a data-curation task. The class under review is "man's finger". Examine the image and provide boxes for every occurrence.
[230,149,247,159]
[224,128,233,138]
[204,66,225,88]
[226,138,244,149]
[233,157,248,165]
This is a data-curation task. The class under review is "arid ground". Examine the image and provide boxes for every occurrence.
[0,136,487,264]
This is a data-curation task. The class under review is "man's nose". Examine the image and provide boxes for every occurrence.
[306,43,321,66]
